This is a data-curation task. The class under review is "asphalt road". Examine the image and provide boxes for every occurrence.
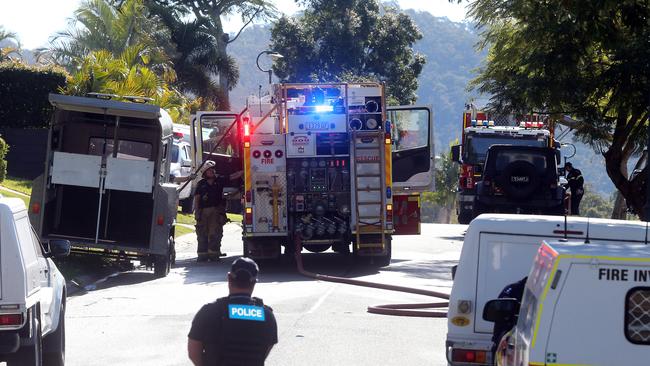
[65,223,465,366]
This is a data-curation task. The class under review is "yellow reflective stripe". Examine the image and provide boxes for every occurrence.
[531,256,561,348]
[244,145,251,193]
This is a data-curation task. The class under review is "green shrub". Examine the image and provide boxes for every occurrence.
[0,62,68,129]
[0,138,8,183]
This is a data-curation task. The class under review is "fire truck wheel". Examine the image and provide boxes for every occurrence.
[305,244,330,253]
[457,210,473,225]
[376,236,392,267]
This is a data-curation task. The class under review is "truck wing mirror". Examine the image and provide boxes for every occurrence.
[483,298,519,323]
[451,145,461,163]
[48,239,71,258]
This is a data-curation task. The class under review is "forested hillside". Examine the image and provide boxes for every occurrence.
[228,11,615,195]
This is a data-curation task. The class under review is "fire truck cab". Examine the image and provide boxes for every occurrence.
[192,83,433,266]
[451,107,554,224]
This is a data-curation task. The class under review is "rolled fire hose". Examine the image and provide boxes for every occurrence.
[293,235,449,318]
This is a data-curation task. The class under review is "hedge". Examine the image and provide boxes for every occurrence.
[0,62,68,129]
[0,137,8,183]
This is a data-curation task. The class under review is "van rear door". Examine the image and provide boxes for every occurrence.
[544,262,650,364]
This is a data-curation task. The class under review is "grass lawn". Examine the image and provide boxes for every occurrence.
[2,176,32,195]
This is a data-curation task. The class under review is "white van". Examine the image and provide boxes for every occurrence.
[446,214,649,365]
[484,241,650,366]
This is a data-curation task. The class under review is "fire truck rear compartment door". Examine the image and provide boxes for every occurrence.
[388,106,434,193]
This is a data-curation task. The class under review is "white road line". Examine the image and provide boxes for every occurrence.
[306,284,337,314]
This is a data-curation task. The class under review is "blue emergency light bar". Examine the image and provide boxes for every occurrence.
[314,105,334,113]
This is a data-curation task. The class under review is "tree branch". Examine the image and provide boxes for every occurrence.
[227,7,262,44]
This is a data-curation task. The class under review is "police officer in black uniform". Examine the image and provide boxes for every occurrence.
[565,162,584,215]
[188,258,277,366]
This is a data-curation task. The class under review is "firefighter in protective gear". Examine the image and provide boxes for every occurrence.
[188,258,278,366]
[193,162,242,261]
[565,162,584,216]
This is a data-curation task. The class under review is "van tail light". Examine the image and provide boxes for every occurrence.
[451,348,488,364]
[31,202,41,214]
[0,314,23,326]
[245,207,253,225]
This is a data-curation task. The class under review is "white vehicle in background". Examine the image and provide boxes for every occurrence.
[446,214,649,365]
[0,196,70,366]
[485,241,650,366]
[171,137,194,213]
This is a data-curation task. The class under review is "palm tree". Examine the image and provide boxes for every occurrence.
[63,44,187,120]
[0,27,21,62]
[48,0,170,73]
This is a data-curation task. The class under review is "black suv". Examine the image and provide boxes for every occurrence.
[473,145,565,217]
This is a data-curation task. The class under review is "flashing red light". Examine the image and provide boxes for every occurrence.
[0,314,23,326]
[173,131,184,139]
[244,123,250,137]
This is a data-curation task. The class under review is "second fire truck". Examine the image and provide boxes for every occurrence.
[191,83,434,266]
[451,105,556,224]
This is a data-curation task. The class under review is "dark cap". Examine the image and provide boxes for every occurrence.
[564,162,573,168]
[230,257,259,283]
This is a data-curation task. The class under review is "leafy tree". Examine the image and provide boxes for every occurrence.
[47,0,171,74]
[270,0,425,104]
[421,142,460,223]
[62,45,188,121]
[467,0,650,218]
[0,62,68,128]
[146,0,276,109]
[0,27,21,63]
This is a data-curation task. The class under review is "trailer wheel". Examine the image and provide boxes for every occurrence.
[43,301,65,366]
[153,237,174,278]
[8,308,42,366]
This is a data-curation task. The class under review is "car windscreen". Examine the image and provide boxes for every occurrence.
[464,135,547,164]
[488,150,552,176]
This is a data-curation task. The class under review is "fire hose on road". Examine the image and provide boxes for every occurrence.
[293,236,449,318]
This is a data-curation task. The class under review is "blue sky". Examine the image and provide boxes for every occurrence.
[0,0,468,49]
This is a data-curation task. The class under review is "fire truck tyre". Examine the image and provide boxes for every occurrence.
[43,304,65,366]
[153,237,174,278]
[457,210,472,225]
[305,244,330,253]
[8,308,42,366]
[375,236,392,267]
[180,198,194,214]
[501,161,540,200]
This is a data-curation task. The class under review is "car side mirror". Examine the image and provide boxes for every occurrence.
[181,158,192,168]
[48,239,71,258]
[451,145,461,163]
[483,298,519,323]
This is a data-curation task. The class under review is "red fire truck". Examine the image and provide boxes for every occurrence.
[191,83,434,266]
[451,105,555,224]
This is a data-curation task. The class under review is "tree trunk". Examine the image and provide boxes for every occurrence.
[604,146,647,220]
[217,37,230,110]
[611,192,627,220]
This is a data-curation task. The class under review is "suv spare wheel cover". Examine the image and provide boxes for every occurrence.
[501,160,540,199]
